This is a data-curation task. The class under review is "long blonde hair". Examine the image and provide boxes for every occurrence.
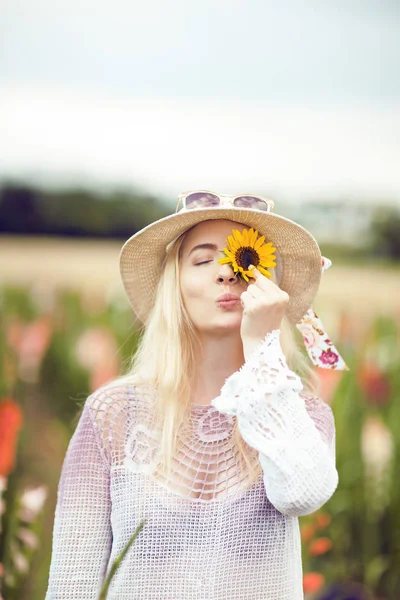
[117,227,319,487]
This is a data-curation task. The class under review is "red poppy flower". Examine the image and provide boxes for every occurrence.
[309,537,333,556]
[315,513,331,529]
[300,523,316,543]
[0,398,23,477]
[303,572,325,593]
[357,363,391,407]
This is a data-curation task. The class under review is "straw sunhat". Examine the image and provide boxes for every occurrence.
[119,198,322,326]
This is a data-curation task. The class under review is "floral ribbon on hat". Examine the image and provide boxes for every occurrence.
[296,257,349,371]
[218,228,348,371]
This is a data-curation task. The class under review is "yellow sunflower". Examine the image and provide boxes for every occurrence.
[218,227,277,282]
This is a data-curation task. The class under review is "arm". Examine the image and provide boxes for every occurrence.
[45,398,112,599]
[211,330,338,517]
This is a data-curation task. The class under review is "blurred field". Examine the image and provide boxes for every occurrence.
[1,235,399,334]
[0,236,125,296]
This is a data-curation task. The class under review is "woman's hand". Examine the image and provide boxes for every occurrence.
[240,266,289,359]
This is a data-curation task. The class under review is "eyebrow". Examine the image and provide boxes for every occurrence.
[188,243,219,257]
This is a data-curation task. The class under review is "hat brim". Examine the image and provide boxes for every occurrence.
[119,207,322,325]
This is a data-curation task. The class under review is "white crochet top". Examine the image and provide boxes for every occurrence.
[45,330,338,600]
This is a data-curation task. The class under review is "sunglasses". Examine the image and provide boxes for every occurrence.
[176,191,275,213]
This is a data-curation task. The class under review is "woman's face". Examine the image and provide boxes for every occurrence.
[179,219,249,335]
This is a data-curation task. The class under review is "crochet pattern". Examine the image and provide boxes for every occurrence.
[45,330,338,600]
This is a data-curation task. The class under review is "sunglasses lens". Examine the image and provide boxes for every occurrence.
[185,192,220,209]
[233,196,269,211]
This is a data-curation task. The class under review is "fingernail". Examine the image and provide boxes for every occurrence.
[249,264,255,271]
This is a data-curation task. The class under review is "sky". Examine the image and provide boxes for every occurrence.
[1,0,399,203]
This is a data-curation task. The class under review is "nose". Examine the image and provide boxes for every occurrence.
[216,262,239,284]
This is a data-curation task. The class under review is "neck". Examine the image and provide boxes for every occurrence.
[190,330,245,406]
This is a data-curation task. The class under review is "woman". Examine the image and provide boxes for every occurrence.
[45,191,345,600]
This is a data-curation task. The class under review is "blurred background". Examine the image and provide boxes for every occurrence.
[0,1,399,599]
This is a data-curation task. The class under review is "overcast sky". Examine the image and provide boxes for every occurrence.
[1,0,399,203]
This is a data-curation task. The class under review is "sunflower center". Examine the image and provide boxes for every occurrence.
[236,247,260,270]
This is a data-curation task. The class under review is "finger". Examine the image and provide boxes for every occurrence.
[249,265,278,292]
[240,290,258,310]
[249,265,289,301]
[245,283,264,298]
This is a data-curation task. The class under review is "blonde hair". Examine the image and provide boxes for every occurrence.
[117,227,319,488]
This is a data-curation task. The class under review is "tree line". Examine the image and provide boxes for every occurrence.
[0,181,171,239]
[1,181,399,259]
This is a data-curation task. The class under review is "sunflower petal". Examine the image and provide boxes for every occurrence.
[227,234,239,251]
[258,266,272,278]
[259,244,276,255]
[250,228,258,247]
[218,256,233,264]
[259,253,277,264]
[260,256,276,268]
[254,235,266,251]
[260,257,276,265]
[244,228,252,246]
[233,229,243,244]
[259,249,277,259]
[260,253,276,262]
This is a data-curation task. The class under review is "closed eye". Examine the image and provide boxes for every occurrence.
[195,260,213,266]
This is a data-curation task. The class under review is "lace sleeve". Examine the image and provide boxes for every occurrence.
[211,330,339,517]
[45,397,112,599]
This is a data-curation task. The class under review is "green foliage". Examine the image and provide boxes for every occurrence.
[300,316,400,599]
[370,207,400,260]
[0,284,141,600]
[98,520,146,600]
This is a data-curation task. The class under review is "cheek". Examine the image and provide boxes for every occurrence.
[180,271,206,303]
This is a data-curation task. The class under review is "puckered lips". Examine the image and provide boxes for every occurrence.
[216,293,242,308]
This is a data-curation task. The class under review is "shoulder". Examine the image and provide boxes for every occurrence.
[80,380,156,463]
[299,391,336,442]
[84,380,155,435]
[299,391,333,415]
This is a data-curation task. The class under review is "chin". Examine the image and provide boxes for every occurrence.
[205,314,242,333]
